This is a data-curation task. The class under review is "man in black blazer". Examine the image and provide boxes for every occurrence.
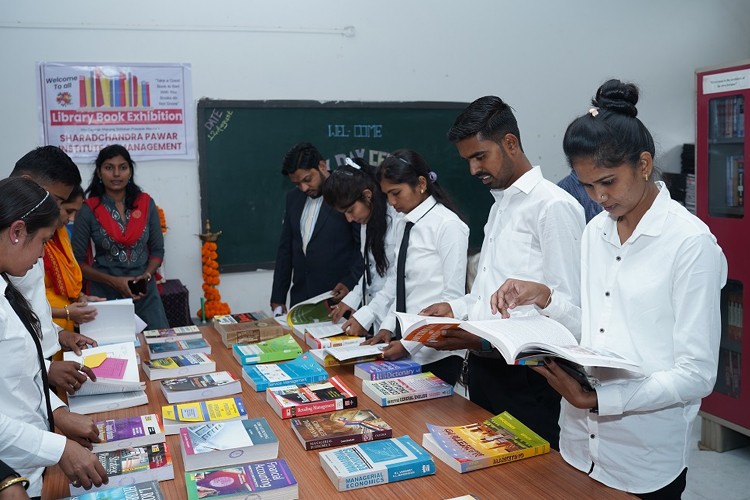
[270,143,363,312]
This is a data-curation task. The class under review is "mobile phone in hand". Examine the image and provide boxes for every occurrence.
[128,278,148,295]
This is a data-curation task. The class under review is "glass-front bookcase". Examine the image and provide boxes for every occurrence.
[697,61,750,439]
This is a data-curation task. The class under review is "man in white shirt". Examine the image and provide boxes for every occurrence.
[423,96,585,448]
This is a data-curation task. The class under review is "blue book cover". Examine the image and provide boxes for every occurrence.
[319,435,435,491]
[242,353,329,392]
[185,459,298,500]
[149,339,210,355]
[61,480,164,499]
[354,359,422,381]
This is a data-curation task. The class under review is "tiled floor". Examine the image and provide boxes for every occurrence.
[685,419,750,499]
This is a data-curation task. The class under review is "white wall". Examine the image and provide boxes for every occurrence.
[2,0,749,316]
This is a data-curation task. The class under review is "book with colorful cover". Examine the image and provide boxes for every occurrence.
[93,414,164,453]
[160,371,242,404]
[143,325,203,344]
[319,435,435,491]
[69,443,173,495]
[354,359,422,381]
[291,409,392,450]
[308,347,380,367]
[232,334,302,365]
[142,353,216,381]
[180,418,279,471]
[305,332,362,350]
[266,376,357,419]
[61,480,165,500]
[241,353,329,392]
[147,338,211,360]
[421,411,550,473]
[286,290,335,327]
[362,372,453,407]
[185,460,298,500]
[397,312,641,371]
[161,396,247,435]
[64,342,144,396]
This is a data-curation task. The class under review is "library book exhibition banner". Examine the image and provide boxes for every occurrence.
[37,62,195,161]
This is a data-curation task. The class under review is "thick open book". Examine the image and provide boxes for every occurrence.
[396,312,640,372]
[64,341,145,396]
[287,290,335,327]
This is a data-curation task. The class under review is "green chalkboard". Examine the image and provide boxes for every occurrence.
[197,99,492,273]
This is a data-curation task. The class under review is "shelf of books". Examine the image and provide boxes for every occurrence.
[697,60,750,449]
[43,320,633,499]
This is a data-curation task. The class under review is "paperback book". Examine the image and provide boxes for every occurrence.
[185,459,298,500]
[396,312,641,371]
[64,341,144,396]
[142,352,216,381]
[232,334,302,365]
[291,409,392,450]
[79,298,137,345]
[305,332,362,350]
[286,290,335,328]
[69,443,173,495]
[241,353,329,392]
[362,372,453,407]
[93,414,164,453]
[60,480,164,500]
[421,411,550,473]
[354,359,422,381]
[266,376,357,419]
[319,435,435,492]
[143,325,203,344]
[213,311,283,348]
[180,418,279,471]
[160,371,241,404]
[67,390,148,415]
[161,396,248,435]
[308,347,380,367]
[147,338,211,360]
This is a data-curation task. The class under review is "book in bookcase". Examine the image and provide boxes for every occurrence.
[319,435,435,492]
[67,390,148,415]
[180,418,279,471]
[266,375,357,419]
[362,372,453,407]
[160,371,241,404]
[354,359,422,381]
[161,396,247,435]
[421,411,550,473]
[241,353,329,392]
[213,310,284,348]
[291,409,393,451]
[147,338,211,360]
[396,312,641,371]
[64,341,144,397]
[726,155,745,207]
[232,334,302,365]
[93,414,164,453]
[185,459,298,500]
[142,353,216,381]
[69,443,173,495]
[143,325,203,344]
[60,481,165,500]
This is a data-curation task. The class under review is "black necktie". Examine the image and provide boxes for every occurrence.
[393,221,414,340]
[2,275,55,432]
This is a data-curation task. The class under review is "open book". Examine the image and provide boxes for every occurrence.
[63,341,145,396]
[286,290,335,327]
[396,312,640,372]
[79,298,145,345]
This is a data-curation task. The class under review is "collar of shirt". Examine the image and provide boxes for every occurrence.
[597,181,670,247]
[404,195,437,223]
[489,165,543,205]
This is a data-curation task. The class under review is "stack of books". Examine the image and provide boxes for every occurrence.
[213,311,284,348]
[143,325,203,344]
[232,334,302,365]
[241,353,328,392]
[147,338,211,360]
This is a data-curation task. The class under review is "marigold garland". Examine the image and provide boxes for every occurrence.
[197,220,230,319]
[157,206,167,234]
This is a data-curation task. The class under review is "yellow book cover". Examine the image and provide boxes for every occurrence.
[162,396,246,423]
[423,411,549,473]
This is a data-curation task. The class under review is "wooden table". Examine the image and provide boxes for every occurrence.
[43,326,633,499]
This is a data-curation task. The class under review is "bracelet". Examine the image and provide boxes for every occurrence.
[64,304,70,321]
[542,289,554,309]
[0,476,30,491]
[145,272,152,281]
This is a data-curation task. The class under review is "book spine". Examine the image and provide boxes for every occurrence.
[381,388,452,406]
[461,444,550,472]
[384,456,435,483]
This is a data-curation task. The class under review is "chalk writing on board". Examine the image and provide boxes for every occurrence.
[327,123,383,138]
[331,149,390,168]
[205,109,234,142]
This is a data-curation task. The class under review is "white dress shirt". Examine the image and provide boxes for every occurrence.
[379,196,469,365]
[0,277,68,497]
[560,183,727,494]
[449,166,585,335]
[300,196,323,254]
[341,205,401,331]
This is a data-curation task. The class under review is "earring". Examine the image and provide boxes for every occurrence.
[98,177,103,184]
[13,239,18,244]
[600,194,605,200]
[644,174,649,181]
[420,188,425,194]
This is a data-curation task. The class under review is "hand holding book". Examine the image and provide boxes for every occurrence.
[490,279,552,318]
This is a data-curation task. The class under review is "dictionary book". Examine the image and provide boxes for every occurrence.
[354,359,422,381]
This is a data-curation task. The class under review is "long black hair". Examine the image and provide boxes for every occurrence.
[85,144,143,210]
[563,79,656,176]
[323,157,390,277]
[376,149,461,216]
[0,177,60,338]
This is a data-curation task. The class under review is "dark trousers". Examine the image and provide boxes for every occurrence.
[636,468,688,500]
[468,352,561,449]
[423,355,463,387]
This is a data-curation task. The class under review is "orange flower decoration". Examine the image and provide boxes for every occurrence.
[197,220,230,320]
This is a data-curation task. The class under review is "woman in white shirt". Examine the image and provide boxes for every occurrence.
[323,157,400,336]
[491,80,727,499]
[0,177,107,498]
[364,149,469,386]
